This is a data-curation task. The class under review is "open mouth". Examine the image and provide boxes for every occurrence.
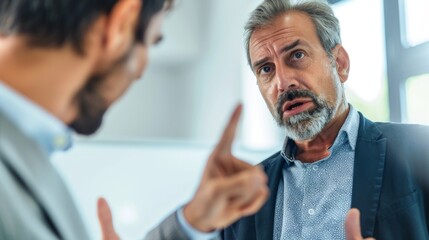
[287,102,304,110]
[282,98,314,117]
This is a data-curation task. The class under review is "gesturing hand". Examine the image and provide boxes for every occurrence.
[183,104,269,232]
[97,197,121,240]
[345,208,375,240]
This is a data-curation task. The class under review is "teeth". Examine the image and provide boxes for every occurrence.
[288,102,303,110]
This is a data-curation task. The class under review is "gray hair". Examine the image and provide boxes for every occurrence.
[244,0,341,67]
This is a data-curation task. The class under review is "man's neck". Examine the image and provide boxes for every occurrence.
[294,103,350,163]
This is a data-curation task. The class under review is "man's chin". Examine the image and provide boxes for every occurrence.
[277,111,310,127]
[282,111,331,141]
[69,122,102,135]
[69,114,104,136]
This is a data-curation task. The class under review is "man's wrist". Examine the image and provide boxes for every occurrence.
[183,202,213,232]
[176,206,219,240]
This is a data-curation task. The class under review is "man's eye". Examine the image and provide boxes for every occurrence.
[292,51,305,60]
[261,66,272,74]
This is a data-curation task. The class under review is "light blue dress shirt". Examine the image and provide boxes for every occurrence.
[274,106,359,240]
[0,81,72,155]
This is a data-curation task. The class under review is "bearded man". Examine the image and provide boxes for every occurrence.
[0,0,269,239]
[222,0,429,239]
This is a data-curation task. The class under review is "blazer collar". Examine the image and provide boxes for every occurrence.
[351,113,387,237]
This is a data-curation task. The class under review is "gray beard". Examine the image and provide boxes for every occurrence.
[283,106,333,141]
[274,89,335,141]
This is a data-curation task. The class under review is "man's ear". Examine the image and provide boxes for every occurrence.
[103,0,142,61]
[333,44,350,83]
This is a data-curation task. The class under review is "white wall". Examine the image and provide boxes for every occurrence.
[92,0,256,143]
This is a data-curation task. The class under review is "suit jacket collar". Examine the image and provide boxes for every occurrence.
[351,113,386,237]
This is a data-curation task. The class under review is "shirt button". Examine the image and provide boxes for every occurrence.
[53,135,67,148]
[312,165,318,171]
[308,209,315,215]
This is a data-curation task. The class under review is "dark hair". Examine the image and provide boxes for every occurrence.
[0,0,173,53]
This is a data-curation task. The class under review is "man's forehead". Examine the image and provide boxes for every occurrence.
[249,12,318,59]
[250,29,298,54]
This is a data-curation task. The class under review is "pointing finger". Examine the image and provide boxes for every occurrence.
[213,104,243,156]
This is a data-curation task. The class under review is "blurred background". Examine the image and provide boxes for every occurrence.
[52,0,429,238]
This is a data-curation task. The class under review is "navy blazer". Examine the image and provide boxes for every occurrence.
[223,113,429,239]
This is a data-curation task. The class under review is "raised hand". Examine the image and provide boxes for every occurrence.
[183,104,269,232]
[97,197,121,240]
[345,208,375,240]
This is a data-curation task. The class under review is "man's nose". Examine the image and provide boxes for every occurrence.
[275,66,299,93]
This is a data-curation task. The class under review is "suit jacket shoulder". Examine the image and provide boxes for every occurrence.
[0,113,90,240]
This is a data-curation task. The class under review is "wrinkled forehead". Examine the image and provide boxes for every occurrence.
[249,11,320,63]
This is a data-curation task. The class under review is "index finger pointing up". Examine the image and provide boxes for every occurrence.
[214,104,243,155]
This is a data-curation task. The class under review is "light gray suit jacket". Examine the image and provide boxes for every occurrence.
[145,213,193,240]
[0,112,193,240]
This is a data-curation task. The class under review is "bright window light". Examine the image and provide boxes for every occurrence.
[402,0,429,47]
[333,0,389,121]
[406,74,429,125]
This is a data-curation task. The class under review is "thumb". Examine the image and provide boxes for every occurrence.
[345,208,362,240]
[97,197,120,240]
[345,208,375,240]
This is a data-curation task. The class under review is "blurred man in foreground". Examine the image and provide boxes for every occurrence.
[0,0,268,239]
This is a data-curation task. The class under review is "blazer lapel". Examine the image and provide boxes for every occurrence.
[255,155,284,240]
[351,113,386,237]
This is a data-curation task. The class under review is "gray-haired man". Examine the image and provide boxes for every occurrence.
[222,0,429,239]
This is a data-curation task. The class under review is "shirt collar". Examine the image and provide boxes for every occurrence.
[281,104,360,163]
[0,81,72,155]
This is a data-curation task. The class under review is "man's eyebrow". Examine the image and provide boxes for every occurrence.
[251,40,301,70]
[252,57,270,71]
[280,40,300,54]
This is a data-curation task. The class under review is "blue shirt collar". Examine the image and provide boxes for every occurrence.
[0,81,72,155]
[281,105,360,163]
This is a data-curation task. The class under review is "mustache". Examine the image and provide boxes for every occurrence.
[276,89,318,116]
